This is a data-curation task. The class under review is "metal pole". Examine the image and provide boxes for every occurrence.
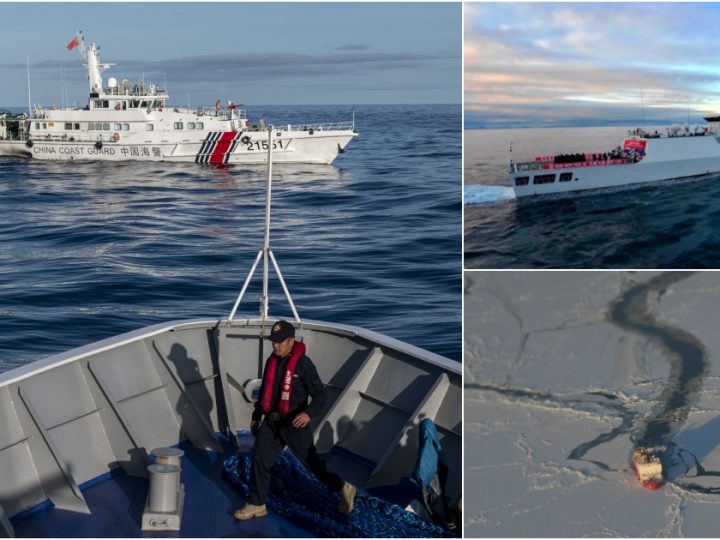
[269,250,301,323]
[261,128,273,322]
[26,56,32,118]
[227,249,263,321]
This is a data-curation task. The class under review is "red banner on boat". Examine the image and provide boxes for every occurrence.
[543,160,627,170]
[623,139,647,154]
[66,37,79,51]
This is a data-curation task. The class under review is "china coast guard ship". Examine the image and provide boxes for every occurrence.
[0,32,356,164]
[509,119,720,198]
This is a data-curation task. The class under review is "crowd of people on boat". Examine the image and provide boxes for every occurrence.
[553,149,624,164]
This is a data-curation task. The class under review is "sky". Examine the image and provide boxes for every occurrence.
[0,2,460,107]
[465,3,720,128]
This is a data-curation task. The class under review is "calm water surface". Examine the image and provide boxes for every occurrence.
[0,104,461,371]
[465,126,720,269]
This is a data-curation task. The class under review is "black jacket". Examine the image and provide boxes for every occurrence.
[252,353,327,422]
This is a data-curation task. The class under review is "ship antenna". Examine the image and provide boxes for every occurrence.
[75,30,87,61]
[227,128,301,329]
[640,88,645,127]
[26,55,32,117]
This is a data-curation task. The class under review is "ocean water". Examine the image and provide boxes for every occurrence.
[465,126,720,269]
[0,104,461,372]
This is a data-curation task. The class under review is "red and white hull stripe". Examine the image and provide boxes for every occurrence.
[196,132,242,164]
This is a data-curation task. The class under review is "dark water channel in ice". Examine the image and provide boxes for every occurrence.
[608,272,707,450]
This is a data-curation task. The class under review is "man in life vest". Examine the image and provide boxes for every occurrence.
[233,320,356,520]
[215,99,222,116]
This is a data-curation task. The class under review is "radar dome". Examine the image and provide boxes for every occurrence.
[108,77,118,88]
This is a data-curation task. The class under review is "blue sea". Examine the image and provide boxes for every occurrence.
[0,104,461,372]
[465,126,720,269]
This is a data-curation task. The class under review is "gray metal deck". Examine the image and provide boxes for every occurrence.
[0,318,461,536]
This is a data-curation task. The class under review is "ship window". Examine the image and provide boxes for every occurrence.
[515,176,529,186]
[35,122,40,129]
[196,122,203,129]
[74,123,80,130]
[533,174,556,185]
[88,123,95,131]
[43,123,47,129]
[559,172,573,182]
[174,122,183,130]
[146,123,154,131]
[65,123,72,130]
[113,123,122,131]
[103,123,110,131]
[122,123,130,131]
[187,122,195,130]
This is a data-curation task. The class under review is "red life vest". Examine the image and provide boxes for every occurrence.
[260,341,306,415]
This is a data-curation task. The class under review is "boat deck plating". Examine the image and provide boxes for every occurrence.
[11,436,327,537]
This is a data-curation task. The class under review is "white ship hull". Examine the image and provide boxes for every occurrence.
[0,130,354,164]
[511,134,720,198]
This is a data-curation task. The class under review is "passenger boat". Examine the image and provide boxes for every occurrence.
[509,120,720,198]
[0,32,356,164]
[0,135,460,537]
[630,447,663,490]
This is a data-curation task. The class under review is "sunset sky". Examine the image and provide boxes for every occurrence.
[465,3,720,128]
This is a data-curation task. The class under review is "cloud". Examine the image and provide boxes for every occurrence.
[335,44,369,51]
[62,51,457,84]
[465,2,720,127]
[4,50,458,95]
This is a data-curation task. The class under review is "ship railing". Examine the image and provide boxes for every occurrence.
[512,158,633,172]
[276,121,355,133]
[185,107,248,119]
[0,118,29,141]
[27,133,120,143]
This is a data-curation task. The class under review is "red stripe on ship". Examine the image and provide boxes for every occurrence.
[209,132,239,164]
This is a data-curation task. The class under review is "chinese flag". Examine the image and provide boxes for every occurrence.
[66,37,79,51]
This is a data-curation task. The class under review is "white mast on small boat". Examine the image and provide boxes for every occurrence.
[227,129,301,328]
[26,56,31,117]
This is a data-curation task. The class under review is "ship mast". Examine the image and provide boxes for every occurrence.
[70,31,114,96]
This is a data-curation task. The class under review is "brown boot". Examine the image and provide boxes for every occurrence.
[233,503,268,520]
[338,482,356,514]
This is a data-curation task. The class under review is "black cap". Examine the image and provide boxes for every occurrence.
[267,320,295,342]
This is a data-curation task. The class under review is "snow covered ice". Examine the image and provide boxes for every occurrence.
[465,271,720,537]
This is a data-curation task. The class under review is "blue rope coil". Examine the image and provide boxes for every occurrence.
[223,451,453,538]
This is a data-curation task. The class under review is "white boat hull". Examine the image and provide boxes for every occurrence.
[0,130,355,165]
[511,135,720,198]
[0,318,461,521]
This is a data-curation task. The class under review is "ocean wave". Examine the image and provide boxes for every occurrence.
[464,184,516,205]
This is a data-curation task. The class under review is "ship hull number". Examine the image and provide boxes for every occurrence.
[246,140,285,151]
